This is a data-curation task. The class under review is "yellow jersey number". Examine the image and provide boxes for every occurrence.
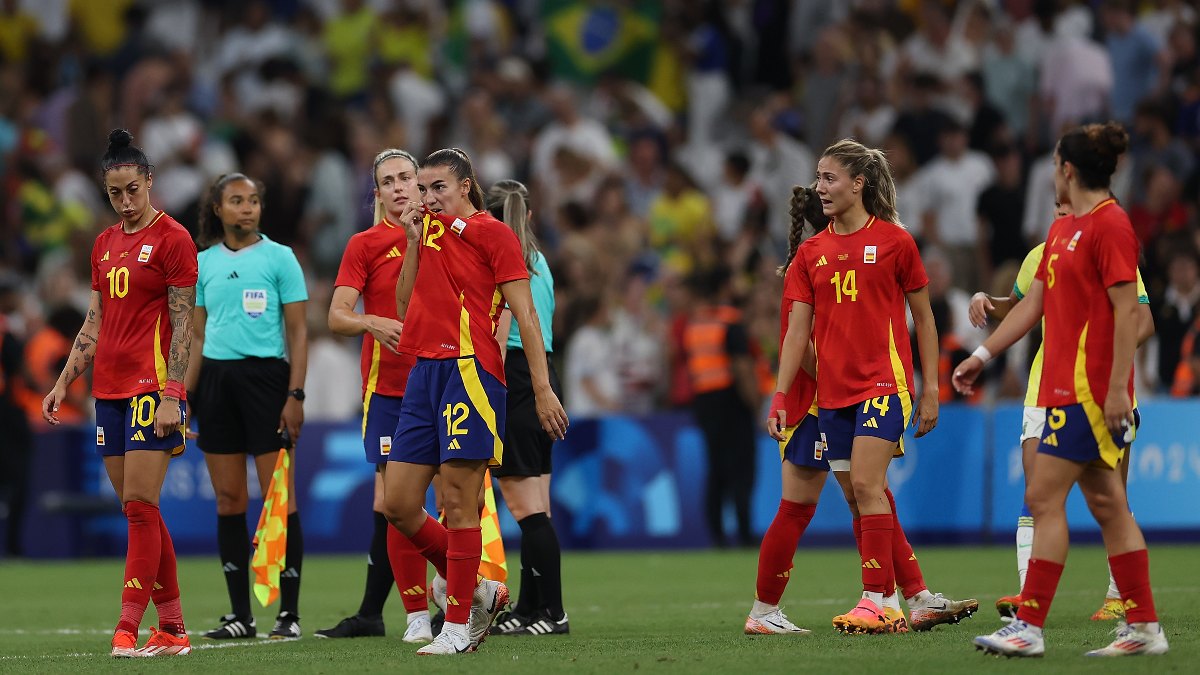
[862,396,891,417]
[1046,253,1059,289]
[130,394,156,428]
[424,219,445,251]
[443,402,469,437]
[830,269,859,303]
[106,266,130,298]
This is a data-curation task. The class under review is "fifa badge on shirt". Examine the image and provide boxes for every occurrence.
[243,289,268,319]
[137,244,153,263]
[1067,230,1082,252]
[864,245,878,264]
[379,436,392,456]
[450,218,468,236]
[96,426,106,446]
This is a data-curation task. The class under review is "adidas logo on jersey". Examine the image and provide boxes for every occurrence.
[386,246,402,258]
[447,439,462,451]
[227,270,239,279]
[101,251,110,262]
[131,430,147,441]
[862,418,879,429]
[815,255,828,267]
[862,559,882,569]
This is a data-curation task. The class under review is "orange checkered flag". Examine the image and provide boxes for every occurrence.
[477,469,508,583]
[252,447,290,607]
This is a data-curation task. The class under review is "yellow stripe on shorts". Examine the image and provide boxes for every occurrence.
[457,358,504,467]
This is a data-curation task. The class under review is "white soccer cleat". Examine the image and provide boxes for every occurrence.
[973,620,1045,657]
[744,606,811,635]
[430,574,448,614]
[467,578,509,650]
[415,623,471,655]
[403,613,433,645]
[910,592,979,631]
[1085,622,1169,657]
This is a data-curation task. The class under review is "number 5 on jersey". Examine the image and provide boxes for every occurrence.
[831,269,859,303]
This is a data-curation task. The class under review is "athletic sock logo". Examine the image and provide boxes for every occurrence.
[862,559,882,569]
[401,585,425,596]
[124,578,143,589]
[447,596,460,606]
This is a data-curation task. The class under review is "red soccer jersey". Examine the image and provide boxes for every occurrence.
[90,212,198,399]
[1034,199,1138,407]
[791,217,928,409]
[398,211,529,384]
[780,263,819,421]
[334,218,418,397]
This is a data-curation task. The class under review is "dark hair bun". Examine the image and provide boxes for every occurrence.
[1093,121,1129,158]
[108,128,134,150]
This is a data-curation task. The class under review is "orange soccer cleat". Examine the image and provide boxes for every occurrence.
[110,630,138,658]
[833,598,887,634]
[135,627,192,656]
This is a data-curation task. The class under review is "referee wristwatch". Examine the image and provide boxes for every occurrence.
[288,388,306,402]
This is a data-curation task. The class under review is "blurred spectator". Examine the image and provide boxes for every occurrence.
[322,0,375,101]
[681,268,757,548]
[1155,248,1200,392]
[891,72,955,166]
[1129,166,1188,249]
[884,132,924,227]
[531,85,617,198]
[563,295,621,418]
[1037,21,1112,137]
[0,273,32,556]
[981,16,1036,139]
[1100,0,1168,124]
[914,120,995,289]
[976,143,1028,276]
[17,304,86,426]
[0,0,39,63]
[749,102,814,251]
[140,83,206,224]
[648,162,714,273]
[1021,148,1058,244]
[683,1,733,148]
[963,72,1007,153]
[797,27,849,152]
[712,151,762,244]
[887,0,978,83]
[65,62,115,174]
[610,269,664,416]
[623,132,665,218]
[1128,99,1194,209]
[837,73,896,148]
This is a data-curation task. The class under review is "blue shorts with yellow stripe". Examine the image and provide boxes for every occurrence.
[390,357,506,467]
[779,413,830,471]
[817,393,911,463]
[362,392,403,464]
[95,392,185,457]
[1038,402,1140,469]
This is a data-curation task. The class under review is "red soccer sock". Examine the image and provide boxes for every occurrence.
[858,514,893,594]
[755,500,816,605]
[387,525,430,613]
[886,489,927,598]
[117,501,163,635]
[150,513,184,636]
[1109,549,1157,624]
[1016,558,1064,628]
[405,514,448,578]
[445,527,482,625]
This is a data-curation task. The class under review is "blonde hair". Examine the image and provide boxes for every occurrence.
[487,180,540,274]
[821,138,901,226]
[371,148,418,225]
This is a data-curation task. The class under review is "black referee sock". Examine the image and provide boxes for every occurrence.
[513,565,539,617]
[280,512,304,616]
[217,513,252,620]
[357,511,394,619]
[517,512,564,619]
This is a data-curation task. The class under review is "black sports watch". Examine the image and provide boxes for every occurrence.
[288,388,306,402]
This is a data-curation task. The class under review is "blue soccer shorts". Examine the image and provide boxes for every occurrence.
[389,357,506,467]
[95,391,185,457]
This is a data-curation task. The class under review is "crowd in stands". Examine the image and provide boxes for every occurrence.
[4,0,1200,426]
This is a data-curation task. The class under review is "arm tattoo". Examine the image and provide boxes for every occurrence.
[166,285,195,385]
[68,332,99,380]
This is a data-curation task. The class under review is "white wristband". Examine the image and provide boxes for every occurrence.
[972,346,993,365]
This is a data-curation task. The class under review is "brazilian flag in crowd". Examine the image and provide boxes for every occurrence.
[542,0,660,83]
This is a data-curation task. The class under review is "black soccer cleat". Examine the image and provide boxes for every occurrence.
[489,610,534,636]
[269,611,302,639]
[521,610,569,636]
[314,614,385,639]
[202,614,256,640]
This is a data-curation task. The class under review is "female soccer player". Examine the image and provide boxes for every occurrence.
[317,148,433,644]
[383,148,568,655]
[755,180,976,636]
[487,180,569,637]
[957,122,1169,657]
[186,173,308,640]
[43,129,196,657]
[968,200,1154,623]
[770,139,943,635]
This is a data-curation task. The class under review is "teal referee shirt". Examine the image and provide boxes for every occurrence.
[196,234,308,360]
[507,250,554,352]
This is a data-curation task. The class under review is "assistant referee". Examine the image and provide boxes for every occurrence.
[184,173,309,641]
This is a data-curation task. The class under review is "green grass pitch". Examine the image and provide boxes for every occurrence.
[0,544,1196,673]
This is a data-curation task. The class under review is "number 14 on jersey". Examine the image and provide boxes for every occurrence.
[830,269,859,303]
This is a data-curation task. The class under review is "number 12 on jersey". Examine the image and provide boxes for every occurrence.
[830,270,859,303]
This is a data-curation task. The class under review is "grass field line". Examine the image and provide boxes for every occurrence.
[0,636,289,660]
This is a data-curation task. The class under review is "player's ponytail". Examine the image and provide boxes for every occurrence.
[821,138,901,226]
[371,148,419,225]
[1057,121,1129,190]
[778,182,822,277]
[487,179,539,274]
[100,128,152,177]
[423,147,485,211]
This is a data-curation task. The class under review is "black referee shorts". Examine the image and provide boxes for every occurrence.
[492,350,562,478]
[194,356,290,456]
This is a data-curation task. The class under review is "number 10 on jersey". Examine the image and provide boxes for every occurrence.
[830,270,859,303]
